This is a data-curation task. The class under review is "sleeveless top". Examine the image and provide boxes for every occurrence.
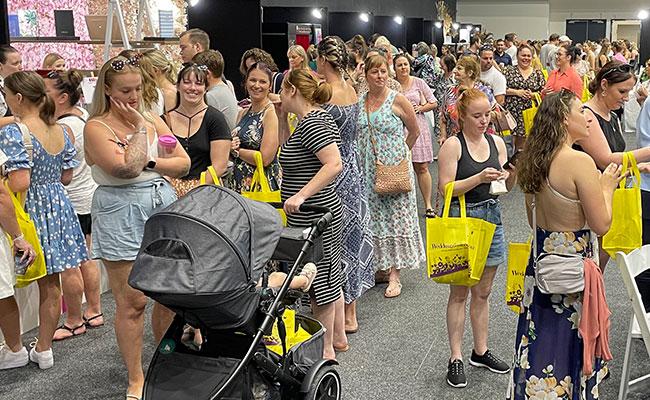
[455,133,500,203]
[89,120,161,186]
[584,105,626,153]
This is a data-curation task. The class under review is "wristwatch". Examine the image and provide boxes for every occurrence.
[145,157,157,170]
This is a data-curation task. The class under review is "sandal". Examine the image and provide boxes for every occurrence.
[425,208,437,218]
[384,280,402,298]
[126,394,141,400]
[83,313,104,328]
[299,263,318,292]
[375,270,390,284]
[53,323,86,341]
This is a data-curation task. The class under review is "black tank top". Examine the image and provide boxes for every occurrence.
[583,105,625,153]
[455,133,501,203]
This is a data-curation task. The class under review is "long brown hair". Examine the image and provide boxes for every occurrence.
[517,90,577,194]
[4,71,56,125]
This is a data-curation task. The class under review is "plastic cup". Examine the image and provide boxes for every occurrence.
[158,135,177,158]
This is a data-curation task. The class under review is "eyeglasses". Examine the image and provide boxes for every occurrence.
[110,56,140,71]
[36,69,59,79]
[601,63,634,79]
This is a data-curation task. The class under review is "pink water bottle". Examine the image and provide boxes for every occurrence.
[157,135,177,158]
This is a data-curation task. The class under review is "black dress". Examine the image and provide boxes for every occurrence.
[279,110,343,306]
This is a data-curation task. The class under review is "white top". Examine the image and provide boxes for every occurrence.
[59,107,97,215]
[506,45,518,66]
[480,67,507,97]
[206,82,239,129]
[89,120,162,186]
[0,76,7,117]
[151,88,165,116]
[539,43,557,70]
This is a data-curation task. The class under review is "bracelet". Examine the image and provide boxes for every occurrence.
[135,126,147,135]
[231,149,240,158]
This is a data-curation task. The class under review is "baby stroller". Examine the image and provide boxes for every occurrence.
[128,185,341,400]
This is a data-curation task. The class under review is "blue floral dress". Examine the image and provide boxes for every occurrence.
[322,103,375,304]
[1,123,88,274]
[509,228,605,400]
[357,90,425,271]
[226,106,281,193]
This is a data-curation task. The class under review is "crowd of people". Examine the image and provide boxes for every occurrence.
[0,25,648,400]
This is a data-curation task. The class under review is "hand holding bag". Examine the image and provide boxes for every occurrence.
[241,151,286,224]
[602,152,642,257]
[427,182,496,286]
[366,105,412,195]
[199,166,221,186]
[522,93,542,136]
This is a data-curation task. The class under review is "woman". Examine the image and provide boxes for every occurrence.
[165,63,231,197]
[141,49,178,113]
[227,63,280,193]
[286,45,318,79]
[42,53,65,71]
[275,69,345,361]
[510,90,622,400]
[43,69,104,340]
[440,56,495,143]
[1,71,88,369]
[317,36,374,334]
[357,55,424,298]
[612,41,627,63]
[597,41,611,72]
[504,44,547,151]
[394,54,438,215]
[437,88,514,388]
[239,48,283,94]
[354,47,402,96]
[0,180,36,370]
[543,44,583,98]
[84,55,190,399]
[118,50,163,116]
[412,42,446,141]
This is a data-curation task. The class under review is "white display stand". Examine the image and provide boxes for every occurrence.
[0,263,111,340]
[104,0,157,61]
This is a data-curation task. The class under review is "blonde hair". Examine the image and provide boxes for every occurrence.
[42,53,64,69]
[364,54,389,75]
[118,50,159,111]
[374,36,391,48]
[456,56,481,80]
[142,49,178,86]
[283,69,332,105]
[287,45,309,70]
[89,56,152,122]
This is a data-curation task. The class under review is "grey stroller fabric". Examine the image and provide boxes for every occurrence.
[129,185,283,331]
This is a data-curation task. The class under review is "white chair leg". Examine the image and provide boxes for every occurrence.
[618,315,635,400]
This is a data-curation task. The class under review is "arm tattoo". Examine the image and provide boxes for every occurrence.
[110,132,149,179]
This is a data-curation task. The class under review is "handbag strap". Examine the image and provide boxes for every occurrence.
[442,181,467,219]
[532,194,538,260]
[249,151,272,193]
[622,151,640,189]
[365,93,408,163]
[200,166,221,186]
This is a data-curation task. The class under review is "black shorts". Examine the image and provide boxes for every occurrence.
[77,213,92,236]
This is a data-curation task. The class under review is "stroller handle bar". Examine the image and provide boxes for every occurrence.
[268,202,333,234]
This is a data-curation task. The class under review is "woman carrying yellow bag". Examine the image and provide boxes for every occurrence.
[437,88,516,387]
[522,92,542,136]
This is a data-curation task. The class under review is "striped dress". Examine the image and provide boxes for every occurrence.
[279,110,344,306]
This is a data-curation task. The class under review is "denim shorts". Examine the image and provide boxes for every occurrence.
[91,178,177,262]
[448,198,506,267]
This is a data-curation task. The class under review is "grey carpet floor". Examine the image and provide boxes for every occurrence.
[1,133,650,400]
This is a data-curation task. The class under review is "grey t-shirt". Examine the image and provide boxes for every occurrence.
[205,82,239,130]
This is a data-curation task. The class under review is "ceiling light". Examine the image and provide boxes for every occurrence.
[394,15,403,25]
[434,21,442,29]
[311,8,322,19]
[474,27,480,32]
[189,0,199,6]
[638,9,649,20]
[359,13,369,23]
[452,22,459,29]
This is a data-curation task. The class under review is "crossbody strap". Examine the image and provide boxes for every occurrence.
[532,194,537,260]
[15,122,33,163]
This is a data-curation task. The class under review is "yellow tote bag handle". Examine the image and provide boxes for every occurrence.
[532,93,542,107]
[200,166,221,186]
[621,152,640,190]
[249,151,272,193]
[442,181,467,219]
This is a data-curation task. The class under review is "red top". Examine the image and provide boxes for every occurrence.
[544,67,583,98]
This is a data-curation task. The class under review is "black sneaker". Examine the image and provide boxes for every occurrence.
[469,349,510,374]
[446,359,467,388]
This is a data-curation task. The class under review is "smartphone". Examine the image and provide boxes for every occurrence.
[14,250,29,275]
[503,150,522,170]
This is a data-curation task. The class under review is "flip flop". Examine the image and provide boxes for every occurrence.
[299,263,318,292]
[345,327,359,334]
[53,323,86,341]
[126,394,141,400]
[83,313,104,328]
[384,281,402,298]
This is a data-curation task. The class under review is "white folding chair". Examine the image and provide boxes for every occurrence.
[615,246,650,400]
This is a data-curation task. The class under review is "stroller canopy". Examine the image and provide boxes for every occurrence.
[130,185,283,296]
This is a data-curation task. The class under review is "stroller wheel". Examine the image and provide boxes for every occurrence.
[304,366,341,400]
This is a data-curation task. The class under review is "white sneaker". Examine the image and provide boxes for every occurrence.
[0,343,29,370]
[29,344,54,369]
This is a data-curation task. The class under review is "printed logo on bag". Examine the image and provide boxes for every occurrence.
[429,245,470,277]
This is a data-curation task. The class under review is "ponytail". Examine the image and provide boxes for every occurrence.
[39,95,56,125]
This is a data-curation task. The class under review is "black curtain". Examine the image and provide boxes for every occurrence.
[188,0,262,99]
[641,20,650,69]
[0,0,8,45]
[329,12,373,43]
[373,16,406,48]
[406,18,424,49]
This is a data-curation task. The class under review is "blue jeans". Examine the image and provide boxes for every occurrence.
[448,198,506,267]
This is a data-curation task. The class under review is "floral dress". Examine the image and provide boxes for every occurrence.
[1,123,88,274]
[509,228,605,400]
[227,105,281,193]
[400,77,437,163]
[442,82,495,137]
[322,103,375,304]
[504,66,547,137]
[357,90,425,271]
[413,54,446,139]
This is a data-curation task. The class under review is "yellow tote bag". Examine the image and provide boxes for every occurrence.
[427,182,496,286]
[541,68,549,80]
[199,166,221,186]
[505,241,531,314]
[522,93,542,136]
[241,151,286,224]
[602,152,642,257]
[4,182,46,288]
[581,74,592,103]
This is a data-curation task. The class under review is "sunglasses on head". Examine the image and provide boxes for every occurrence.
[110,56,140,71]
[479,45,494,52]
[248,62,272,73]
[601,63,634,79]
[36,69,59,79]
[182,62,209,72]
